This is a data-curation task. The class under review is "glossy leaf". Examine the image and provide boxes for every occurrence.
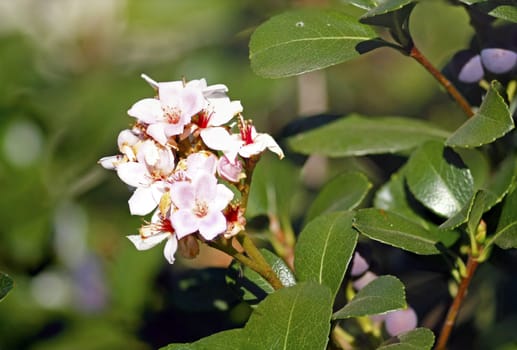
[342,0,378,10]
[406,141,474,218]
[468,2,517,23]
[295,212,358,298]
[288,115,449,157]
[227,249,295,304]
[374,168,460,247]
[160,329,244,350]
[244,282,333,350]
[446,81,513,148]
[333,275,406,319]
[491,188,517,249]
[305,172,372,224]
[361,0,415,26]
[482,156,517,210]
[353,209,457,255]
[377,328,435,350]
[0,272,13,302]
[439,190,488,231]
[249,9,376,78]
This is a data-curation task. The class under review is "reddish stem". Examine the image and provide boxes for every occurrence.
[409,46,474,118]
[435,254,479,350]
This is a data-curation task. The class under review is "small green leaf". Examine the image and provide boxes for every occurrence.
[468,2,517,23]
[439,190,487,231]
[160,329,244,350]
[295,212,358,298]
[305,172,371,225]
[249,9,376,78]
[261,249,296,288]
[342,0,379,10]
[333,275,406,319]
[446,81,513,148]
[244,282,333,350]
[0,272,13,302]
[288,115,449,157]
[353,208,457,255]
[482,156,517,211]
[406,141,474,218]
[377,328,435,350]
[361,0,415,26]
[491,188,517,249]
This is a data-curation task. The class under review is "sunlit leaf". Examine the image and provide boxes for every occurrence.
[333,275,406,319]
[288,115,449,157]
[491,188,517,249]
[244,282,333,350]
[305,172,371,224]
[377,328,435,350]
[249,9,376,78]
[446,81,513,148]
[406,141,474,218]
[295,212,358,298]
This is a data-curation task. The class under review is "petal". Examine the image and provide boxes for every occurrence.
[128,187,159,216]
[171,209,199,239]
[180,87,205,117]
[127,98,163,123]
[163,236,178,264]
[212,184,234,211]
[186,151,217,177]
[198,211,227,240]
[117,129,140,150]
[207,97,242,126]
[194,172,218,202]
[157,81,183,106]
[170,181,195,209]
[117,162,150,187]
[127,232,169,250]
[240,133,284,159]
[146,123,169,146]
[98,155,123,170]
[217,156,243,182]
[201,127,242,161]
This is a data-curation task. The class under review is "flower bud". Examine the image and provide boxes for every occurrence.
[385,307,418,336]
[480,48,517,74]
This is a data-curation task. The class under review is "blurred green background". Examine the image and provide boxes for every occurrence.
[3,0,512,349]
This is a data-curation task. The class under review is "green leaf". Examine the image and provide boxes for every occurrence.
[249,9,376,78]
[440,156,516,230]
[0,272,13,302]
[244,282,333,350]
[491,188,517,249]
[406,141,474,218]
[361,0,415,26]
[305,172,372,225]
[295,212,358,298]
[374,167,460,247]
[288,115,449,157]
[470,2,517,23]
[377,328,435,350]
[353,208,456,255]
[342,0,379,10]
[227,249,295,304]
[160,329,244,350]
[446,81,513,148]
[333,275,406,319]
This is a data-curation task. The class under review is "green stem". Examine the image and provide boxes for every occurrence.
[409,46,474,118]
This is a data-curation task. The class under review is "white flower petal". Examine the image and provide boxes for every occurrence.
[171,181,195,209]
[128,187,159,216]
[98,155,122,170]
[146,123,169,146]
[212,184,234,211]
[180,87,205,118]
[186,152,217,177]
[127,232,169,250]
[201,127,242,161]
[117,162,150,187]
[163,236,178,264]
[127,98,162,123]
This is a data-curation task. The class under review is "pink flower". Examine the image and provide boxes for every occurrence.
[217,155,244,182]
[128,76,205,145]
[170,172,234,240]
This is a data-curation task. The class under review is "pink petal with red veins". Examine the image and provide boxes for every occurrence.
[198,211,227,240]
[127,98,162,123]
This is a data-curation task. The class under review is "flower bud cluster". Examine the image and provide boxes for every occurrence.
[351,252,418,337]
[99,74,284,264]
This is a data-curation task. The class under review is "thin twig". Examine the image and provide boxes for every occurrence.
[409,46,474,118]
[435,254,479,350]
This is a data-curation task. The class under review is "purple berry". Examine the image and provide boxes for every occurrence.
[458,54,484,83]
[385,307,418,337]
[351,252,369,277]
[480,48,517,74]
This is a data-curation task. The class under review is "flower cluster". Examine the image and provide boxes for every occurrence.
[99,74,283,264]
